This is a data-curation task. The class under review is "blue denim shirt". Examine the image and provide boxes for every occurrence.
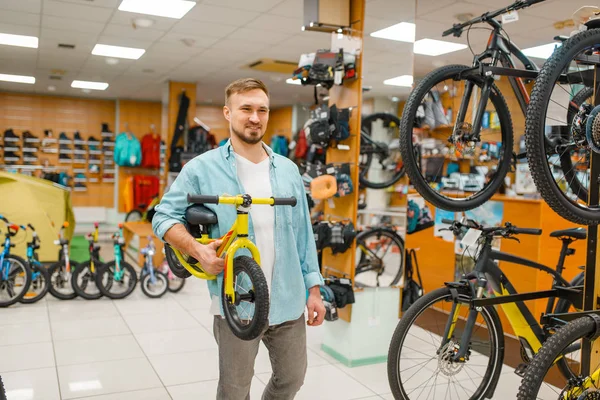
[152,140,324,325]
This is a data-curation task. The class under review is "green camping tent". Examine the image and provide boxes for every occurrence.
[0,171,75,262]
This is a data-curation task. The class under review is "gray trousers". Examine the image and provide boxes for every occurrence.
[213,315,307,400]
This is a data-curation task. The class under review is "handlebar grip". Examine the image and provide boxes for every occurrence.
[27,223,35,231]
[187,194,220,204]
[0,215,7,223]
[272,197,297,207]
[441,219,455,225]
[513,228,542,235]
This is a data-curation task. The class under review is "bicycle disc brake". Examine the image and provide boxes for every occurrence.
[451,122,477,157]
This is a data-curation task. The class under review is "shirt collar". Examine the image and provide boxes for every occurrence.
[223,138,276,167]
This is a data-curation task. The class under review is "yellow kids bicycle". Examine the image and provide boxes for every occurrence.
[165,193,297,341]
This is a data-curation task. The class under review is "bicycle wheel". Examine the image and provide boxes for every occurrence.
[222,256,269,341]
[20,263,50,304]
[164,245,192,279]
[517,316,600,400]
[125,210,143,222]
[0,255,32,307]
[400,64,513,211]
[387,287,504,399]
[48,260,78,300]
[140,271,168,298]
[96,260,137,299]
[359,113,405,189]
[525,29,600,224]
[71,260,103,300]
[354,228,404,287]
[0,374,5,400]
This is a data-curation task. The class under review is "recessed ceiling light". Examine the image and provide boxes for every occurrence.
[391,96,400,102]
[522,43,559,59]
[0,73,35,84]
[383,75,413,87]
[71,80,109,90]
[82,89,91,94]
[370,22,415,43]
[0,32,38,48]
[286,78,301,85]
[48,85,56,91]
[105,58,119,65]
[132,17,155,28]
[92,44,145,60]
[118,0,196,19]
[414,39,468,56]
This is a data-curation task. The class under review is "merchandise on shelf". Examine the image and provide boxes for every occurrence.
[141,132,161,168]
[113,132,141,167]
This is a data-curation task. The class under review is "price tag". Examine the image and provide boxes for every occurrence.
[326,167,336,174]
[502,10,519,24]
[461,229,482,248]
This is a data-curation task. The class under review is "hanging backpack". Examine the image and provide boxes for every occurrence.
[402,249,423,312]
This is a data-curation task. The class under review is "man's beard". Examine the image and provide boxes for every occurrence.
[232,124,264,145]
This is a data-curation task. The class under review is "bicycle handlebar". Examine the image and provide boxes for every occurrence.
[188,194,220,204]
[27,223,35,231]
[188,194,297,207]
[442,219,542,237]
[442,0,546,37]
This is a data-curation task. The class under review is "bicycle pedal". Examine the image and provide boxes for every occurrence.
[514,363,528,377]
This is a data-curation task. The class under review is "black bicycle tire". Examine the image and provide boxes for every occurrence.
[20,262,50,304]
[164,245,192,279]
[96,260,138,299]
[517,316,597,400]
[525,28,600,224]
[360,113,406,189]
[0,255,32,307]
[400,64,514,211]
[167,275,186,293]
[221,256,269,341]
[48,260,78,300]
[0,374,6,400]
[71,260,103,300]
[140,271,169,298]
[125,210,143,222]
[355,228,405,286]
[387,287,504,399]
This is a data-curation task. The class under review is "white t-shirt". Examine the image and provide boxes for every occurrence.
[210,152,275,315]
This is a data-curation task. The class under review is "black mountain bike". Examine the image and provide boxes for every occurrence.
[355,222,405,287]
[400,0,590,212]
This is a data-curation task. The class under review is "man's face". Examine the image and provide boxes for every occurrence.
[223,89,269,145]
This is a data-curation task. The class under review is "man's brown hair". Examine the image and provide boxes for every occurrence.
[225,78,269,105]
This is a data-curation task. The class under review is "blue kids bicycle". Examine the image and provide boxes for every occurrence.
[140,236,168,298]
[96,223,137,299]
[20,223,50,304]
[0,215,32,307]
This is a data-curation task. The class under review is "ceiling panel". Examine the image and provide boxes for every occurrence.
[0,46,38,61]
[200,47,254,63]
[366,0,416,22]
[37,55,88,71]
[185,4,260,26]
[146,41,206,57]
[38,37,95,54]
[227,28,293,45]
[102,24,166,42]
[202,0,285,13]
[157,33,221,49]
[42,15,106,35]
[53,0,119,7]
[0,57,37,74]
[267,0,302,17]
[210,38,270,54]
[40,28,99,46]
[284,31,332,50]
[82,55,135,71]
[245,14,303,34]
[171,19,239,38]
[108,11,179,31]
[0,10,40,27]
[364,16,409,34]
[95,35,155,49]
[0,22,39,36]
[419,2,492,24]
[0,0,42,14]
[74,68,123,82]
[417,0,457,18]
[521,0,593,21]
[43,0,114,23]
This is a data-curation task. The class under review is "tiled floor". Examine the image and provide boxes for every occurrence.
[0,247,534,399]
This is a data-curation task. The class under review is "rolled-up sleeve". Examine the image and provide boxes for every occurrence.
[152,164,196,241]
[294,173,324,289]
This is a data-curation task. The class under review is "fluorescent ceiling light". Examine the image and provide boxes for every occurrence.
[0,74,35,84]
[370,22,415,43]
[414,39,467,56]
[286,78,301,85]
[383,75,413,87]
[522,43,559,59]
[92,44,145,60]
[71,80,109,90]
[0,32,38,48]
[118,0,196,19]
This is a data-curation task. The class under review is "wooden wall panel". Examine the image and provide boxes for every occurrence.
[0,92,116,207]
[264,106,293,142]
[196,105,229,144]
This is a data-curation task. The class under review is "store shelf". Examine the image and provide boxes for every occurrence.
[101,132,114,138]
[88,140,100,145]
[24,138,40,143]
[74,178,86,183]
[88,178,99,183]
[58,139,73,145]
[89,160,101,164]
[59,149,73,154]
[4,146,20,152]
[4,157,20,162]
[58,158,72,163]
[42,148,58,154]
[103,178,115,183]
[104,169,115,174]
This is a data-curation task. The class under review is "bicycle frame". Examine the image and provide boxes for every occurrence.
[1,235,10,281]
[88,223,100,273]
[112,225,126,281]
[26,231,41,281]
[443,239,581,362]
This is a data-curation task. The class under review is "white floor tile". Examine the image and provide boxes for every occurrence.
[0,306,48,326]
[171,294,212,311]
[0,342,55,373]
[257,364,377,400]
[48,299,119,321]
[54,335,144,366]
[0,322,51,345]
[57,358,162,399]
[167,376,265,400]
[114,297,183,316]
[187,308,216,330]
[253,344,331,375]
[70,387,171,400]
[134,327,216,356]
[123,309,200,334]
[2,367,60,400]
[380,394,394,400]
[335,361,392,395]
[51,316,130,341]
[149,349,220,386]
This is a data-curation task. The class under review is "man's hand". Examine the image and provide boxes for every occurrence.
[306,286,326,327]
[192,240,224,275]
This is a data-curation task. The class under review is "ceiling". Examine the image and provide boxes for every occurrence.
[0,0,588,106]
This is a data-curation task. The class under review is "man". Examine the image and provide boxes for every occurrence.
[152,78,326,400]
